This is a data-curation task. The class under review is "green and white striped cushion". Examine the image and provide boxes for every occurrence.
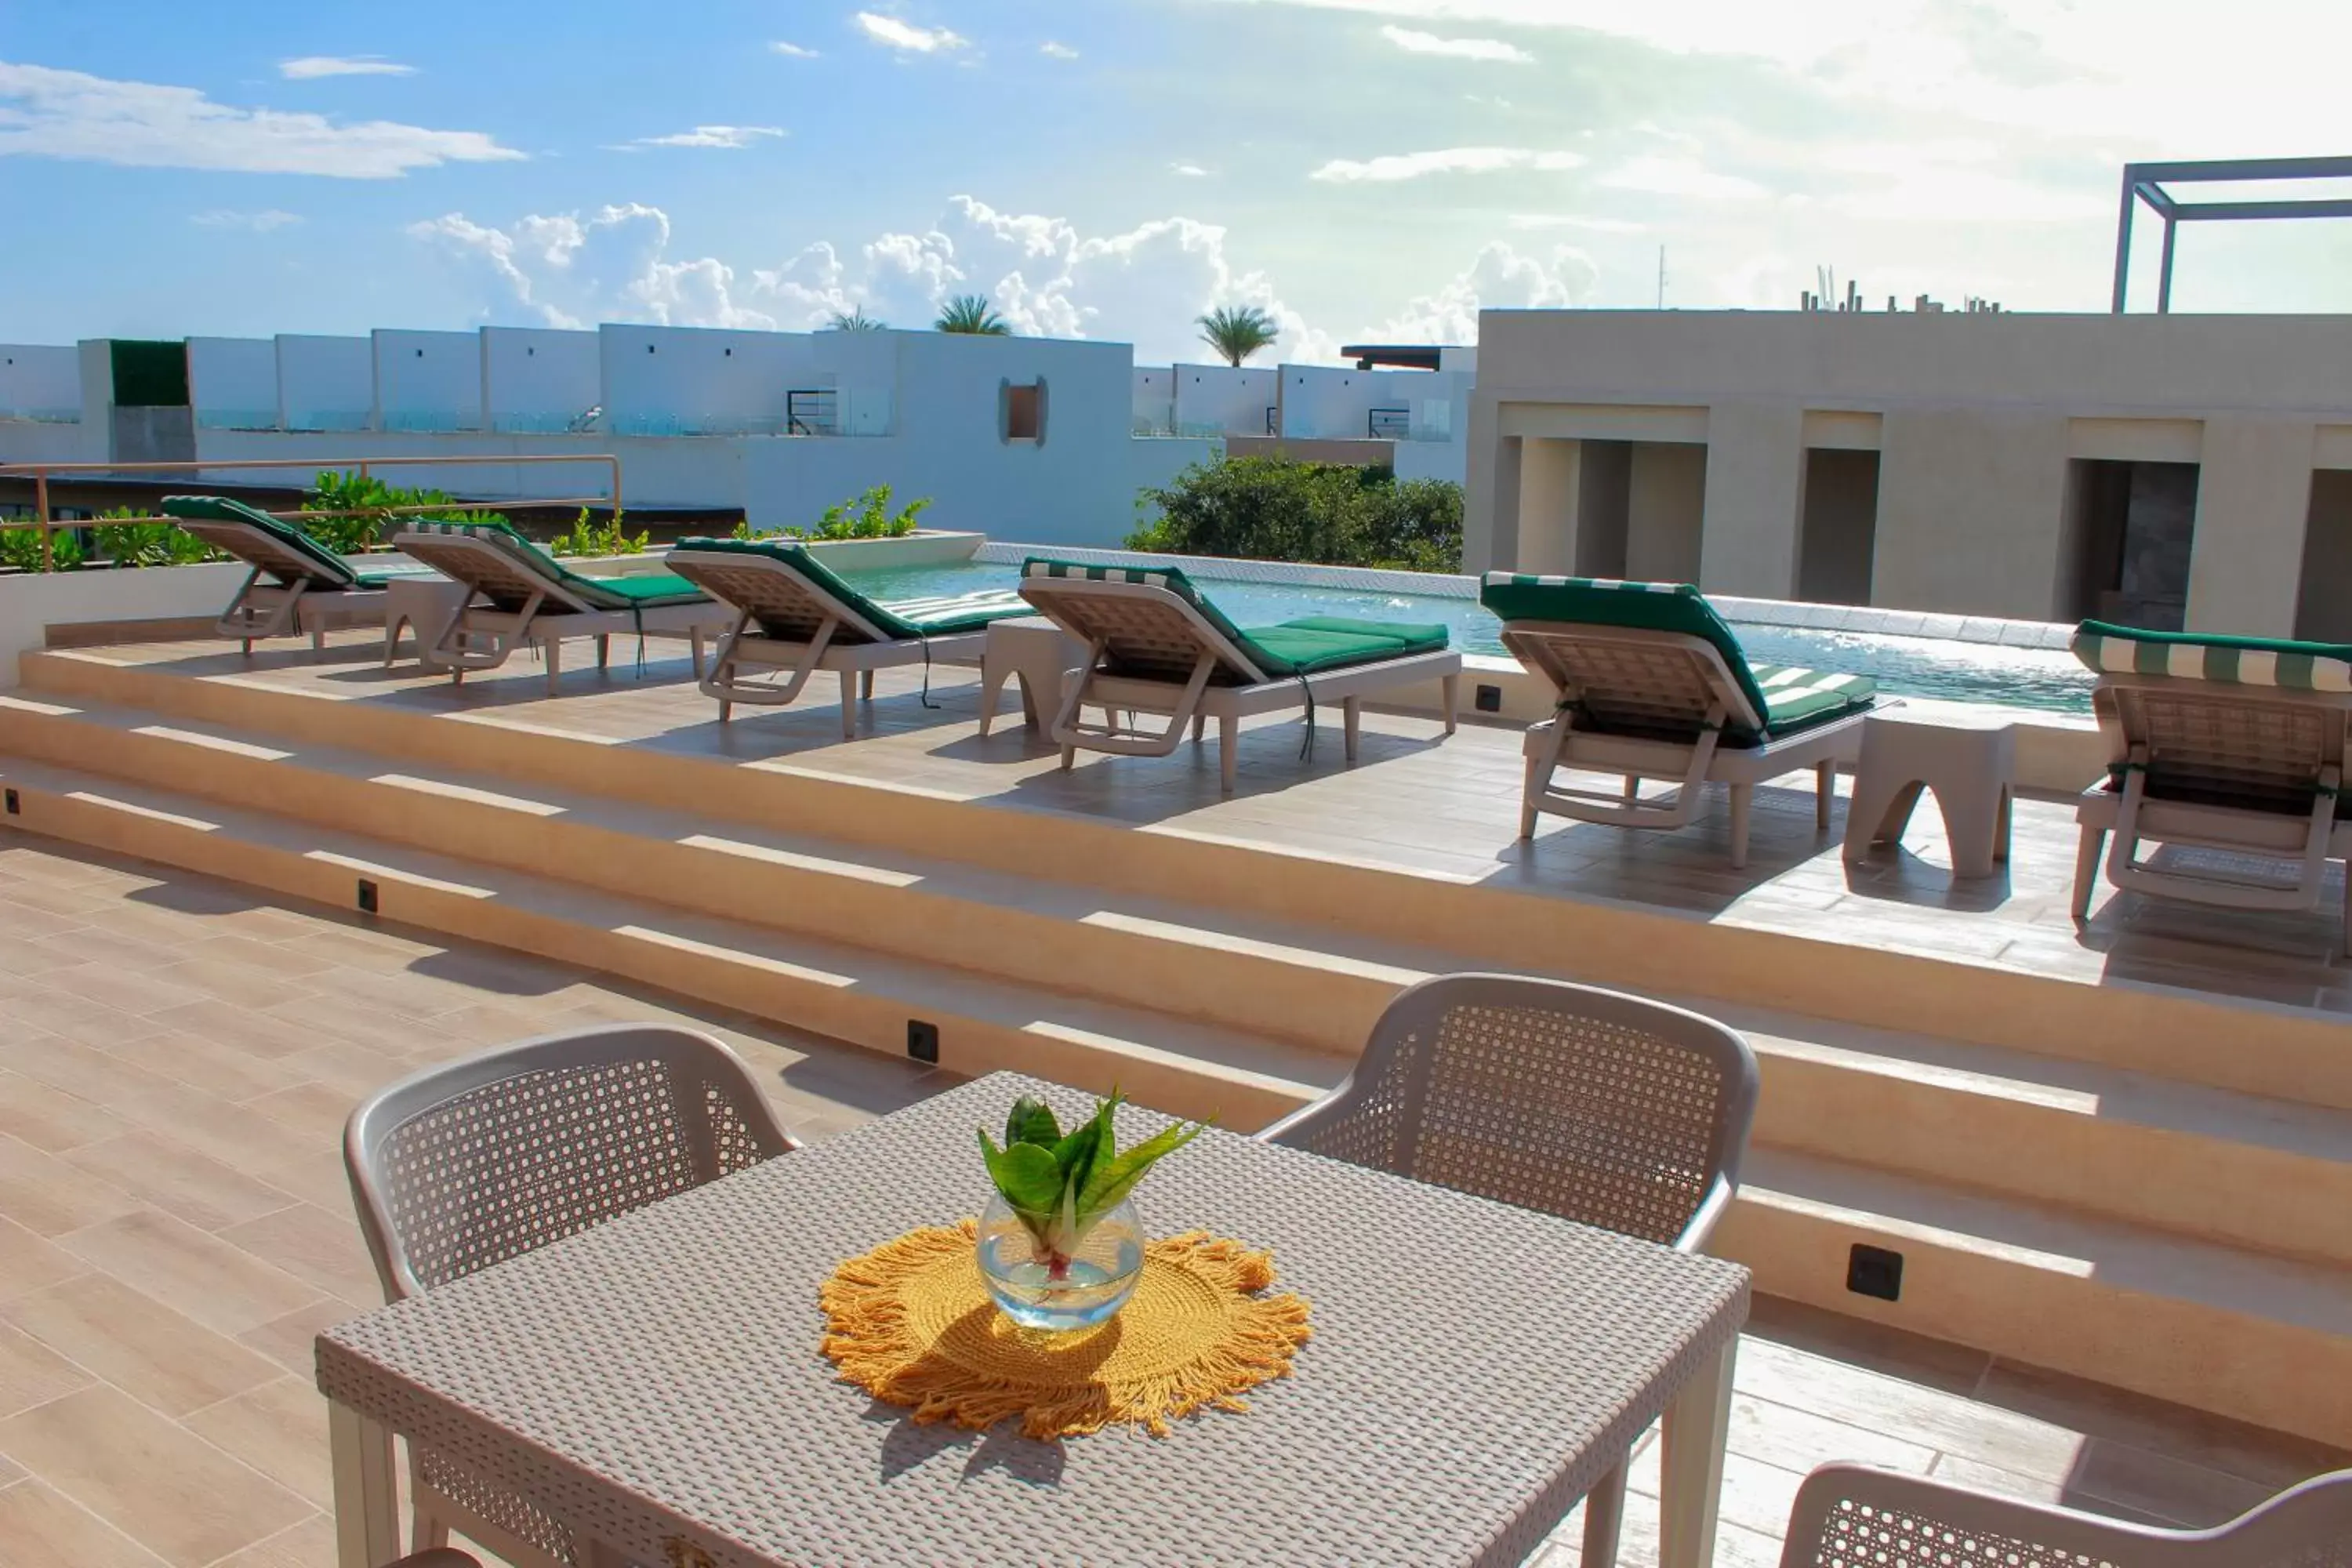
[401,521,705,612]
[2071,622,2352,692]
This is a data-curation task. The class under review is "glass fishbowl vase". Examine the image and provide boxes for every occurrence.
[975,1194,1144,1332]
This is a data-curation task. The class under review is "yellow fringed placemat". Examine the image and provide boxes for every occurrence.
[819,1221,1312,1439]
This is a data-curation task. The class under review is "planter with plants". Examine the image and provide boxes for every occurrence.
[729,485,984,568]
[976,1091,1207,1331]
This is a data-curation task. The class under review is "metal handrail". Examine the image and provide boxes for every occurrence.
[1368,407,1410,439]
[785,389,838,437]
[0,452,622,571]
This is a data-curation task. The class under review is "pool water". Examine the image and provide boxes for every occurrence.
[836,561,2096,714]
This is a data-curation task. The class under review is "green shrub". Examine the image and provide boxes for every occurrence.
[734,484,931,543]
[91,506,226,568]
[549,508,648,558]
[300,472,478,554]
[1127,456,1462,574]
[0,522,82,573]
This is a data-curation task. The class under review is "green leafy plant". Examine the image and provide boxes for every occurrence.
[935,294,1011,336]
[1129,455,1463,573]
[549,508,649,558]
[0,521,83,573]
[300,470,400,554]
[980,1093,1206,1279]
[826,307,886,332]
[91,506,226,568]
[1196,304,1279,367]
[735,485,931,543]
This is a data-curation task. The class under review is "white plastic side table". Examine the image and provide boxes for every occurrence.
[382,578,470,670]
[977,615,1089,736]
[1842,708,2016,878]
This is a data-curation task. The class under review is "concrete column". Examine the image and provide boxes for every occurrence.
[1515,436,1581,575]
[2185,418,2316,637]
[1628,444,1707,583]
[1875,408,2070,619]
[1699,402,1806,599]
[1463,393,1508,576]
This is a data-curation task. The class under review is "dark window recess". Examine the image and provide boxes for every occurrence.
[906,1019,940,1064]
[3,788,19,815]
[1474,684,1504,713]
[109,339,190,408]
[356,878,380,916]
[1004,381,1044,441]
[1846,1243,1904,1301]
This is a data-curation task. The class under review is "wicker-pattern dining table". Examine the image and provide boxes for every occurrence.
[319,1071,1750,1568]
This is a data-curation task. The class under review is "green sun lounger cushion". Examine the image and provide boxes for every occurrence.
[1022,558,1449,682]
[159,495,388,589]
[399,520,708,612]
[673,537,1029,641]
[2072,621,2352,691]
[1480,572,1875,743]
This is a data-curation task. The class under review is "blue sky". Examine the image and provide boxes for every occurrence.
[6,0,2352,361]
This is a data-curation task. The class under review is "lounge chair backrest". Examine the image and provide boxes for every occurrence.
[1482,574,1776,737]
[668,540,897,642]
[1778,1460,2352,1568]
[1261,974,1759,1251]
[1020,559,1274,684]
[392,519,703,615]
[2072,622,2352,812]
[161,495,358,588]
[343,1023,797,1301]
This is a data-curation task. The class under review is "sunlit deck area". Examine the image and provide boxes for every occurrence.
[0,627,2348,1563]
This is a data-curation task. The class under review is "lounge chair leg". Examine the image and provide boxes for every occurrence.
[1219,714,1240,792]
[1816,760,1835,829]
[596,633,611,670]
[839,671,858,739]
[1623,775,1639,803]
[2071,826,2104,920]
[718,699,731,724]
[1728,783,1753,869]
[1343,696,1362,763]
[860,669,876,701]
[1440,672,1460,734]
[1581,1460,1627,1568]
[1192,713,1206,744]
[1058,743,1076,771]
[545,638,562,695]
[412,1506,450,1550]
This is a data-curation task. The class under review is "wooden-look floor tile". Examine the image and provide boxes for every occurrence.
[216,1203,383,1306]
[0,1134,140,1237]
[55,1210,324,1337]
[0,1066,130,1153]
[142,997,339,1062]
[0,1215,86,1304]
[2,1273,285,1418]
[60,1134,299,1232]
[0,1479,173,1568]
[237,1297,372,1377]
[0,1319,91,1418]
[0,1385,311,1567]
[1726,1392,1939,1476]
[209,1512,334,1568]
[1974,1358,2350,1493]
[0,986,162,1048]
[38,964,216,1020]
[89,1029,298,1105]
[180,1377,335,1511]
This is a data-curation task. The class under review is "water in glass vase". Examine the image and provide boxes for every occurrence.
[977,1194,1144,1331]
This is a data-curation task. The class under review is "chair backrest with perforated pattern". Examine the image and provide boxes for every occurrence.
[1261,975,1758,1251]
[343,1024,800,1301]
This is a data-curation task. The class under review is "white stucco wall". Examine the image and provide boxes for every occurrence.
[601,325,813,436]
[374,330,483,433]
[1133,367,1175,434]
[482,328,600,434]
[0,345,81,422]
[277,336,373,432]
[187,338,279,431]
[1471,310,2352,632]
[1172,364,1275,437]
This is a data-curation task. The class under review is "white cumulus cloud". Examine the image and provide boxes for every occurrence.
[853,13,969,53]
[1379,26,1532,63]
[769,41,819,58]
[278,55,416,79]
[1170,162,1211,177]
[0,60,518,177]
[191,208,303,230]
[1374,240,1598,343]
[1600,156,1768,201]
[1311,146,1582,183]
[619,125,786,151]
[1040,41,1080,60]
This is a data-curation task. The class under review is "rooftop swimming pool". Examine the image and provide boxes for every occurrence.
[833,558,2096,715]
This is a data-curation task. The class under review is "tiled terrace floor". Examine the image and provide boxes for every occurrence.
[35,636,2352,1017]
[0,834,2341,1566]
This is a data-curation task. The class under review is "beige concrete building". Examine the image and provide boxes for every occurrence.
[1466,310,2352,637]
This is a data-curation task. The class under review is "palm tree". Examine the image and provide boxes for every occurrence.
[935,295,1011,336]
[1196,304,1279,366]
[825,307,885,332]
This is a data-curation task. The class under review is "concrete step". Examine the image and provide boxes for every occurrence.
[25,642,2352,1116]
[0,753,1335,1131]
[7,691,2352,1268]
[1719,1148,2352,1448]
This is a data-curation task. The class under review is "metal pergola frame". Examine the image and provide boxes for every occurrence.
[2111,155,2352,313]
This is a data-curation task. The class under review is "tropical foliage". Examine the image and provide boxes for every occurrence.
[91,506,225,568]
[935,294,1011,336]
[825,307,886,332]
[299,470,481,554]
[1196,303,1279,367]
[979,1092,1206,1272]
[732,483,931,543]
[548,509,648,558]
[1129,455,1464,573]
[0,521,80,573]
